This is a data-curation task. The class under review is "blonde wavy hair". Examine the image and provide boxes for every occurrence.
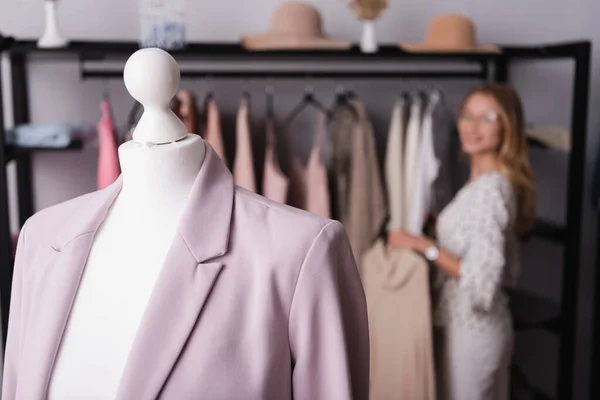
[462,84,537,234]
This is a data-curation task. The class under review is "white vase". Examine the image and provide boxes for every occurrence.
[38,1,68,48]
[360,20,378,53]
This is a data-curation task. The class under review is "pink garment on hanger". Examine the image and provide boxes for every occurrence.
[204,99,227,163]
[97,99,121,190]
[286,113,331,219]
[233,97,256,192]
[305,114,331,219]
[262,118,289,203]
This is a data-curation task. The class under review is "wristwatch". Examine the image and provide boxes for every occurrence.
[424,245,440,262]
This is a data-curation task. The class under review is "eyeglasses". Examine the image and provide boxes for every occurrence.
[458,110,500,126]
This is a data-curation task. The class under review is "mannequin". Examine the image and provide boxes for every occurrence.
[48,48,206,399]
[3,47,369,400]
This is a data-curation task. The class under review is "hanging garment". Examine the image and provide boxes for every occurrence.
[286,114,331,218]
[332,100,387,263]
[403,95,423,230]
[203,98,227,163]
[97,99,121,190]
[176,89,198,134]
[331,104,356,224]
[233,97,257,192]
[407,92,441,235]
[361,240,435,400]
[262,117,289,204]
[3,144,369,400]
[305,113,331,219]
[430,92,462,216]
[385,98,407,232]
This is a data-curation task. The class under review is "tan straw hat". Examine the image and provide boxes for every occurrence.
[400,14,501,53]
[242,2,351,51]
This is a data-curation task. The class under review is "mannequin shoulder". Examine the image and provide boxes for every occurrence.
[233,187,343,250]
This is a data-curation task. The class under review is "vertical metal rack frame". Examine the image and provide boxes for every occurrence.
[0,35,14,347]
[0,40,592,400]
[497,42,591,400]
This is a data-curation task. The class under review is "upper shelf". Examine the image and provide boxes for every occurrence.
[2,39,589,81]
[4,39,590,62]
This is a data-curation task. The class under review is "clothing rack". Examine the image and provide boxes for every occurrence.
[0,39,591,400]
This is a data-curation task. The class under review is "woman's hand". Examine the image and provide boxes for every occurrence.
[389,230,462,279]
[388,230,420,251]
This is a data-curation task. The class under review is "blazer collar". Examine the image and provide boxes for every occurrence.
[52,143,234,263]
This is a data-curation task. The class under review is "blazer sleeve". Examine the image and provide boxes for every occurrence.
[2,219,29,400]
[288,220,370,400]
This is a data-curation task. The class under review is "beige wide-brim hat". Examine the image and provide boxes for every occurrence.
[400,14,501,53]
[242,2,351,51]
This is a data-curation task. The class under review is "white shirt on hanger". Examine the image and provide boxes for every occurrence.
[403,96,423,231]
[385,99,406,232]
[407,92,441,235]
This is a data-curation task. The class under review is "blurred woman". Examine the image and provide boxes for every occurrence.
[388,84,536,400]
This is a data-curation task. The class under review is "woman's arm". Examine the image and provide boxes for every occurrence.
[388,230,461,279]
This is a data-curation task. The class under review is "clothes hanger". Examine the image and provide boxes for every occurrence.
[332,85,358,120]
[284,86,333,125]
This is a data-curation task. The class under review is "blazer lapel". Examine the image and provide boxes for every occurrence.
[19,178,123,399]
[115,236,224,400]
[116,144,234,400]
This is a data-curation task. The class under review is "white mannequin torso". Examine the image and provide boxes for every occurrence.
[47,135,206,400]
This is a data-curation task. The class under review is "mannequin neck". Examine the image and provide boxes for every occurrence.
[117,134,205,212]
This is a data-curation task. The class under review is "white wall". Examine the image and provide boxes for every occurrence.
[1,0,599,399]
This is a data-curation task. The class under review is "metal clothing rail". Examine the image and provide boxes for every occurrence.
[81,70,487,80]
[0,39,592,400]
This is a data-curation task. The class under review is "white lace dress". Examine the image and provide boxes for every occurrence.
[434,172,519,400]
[434,171,519,400]
[434,171,519,331]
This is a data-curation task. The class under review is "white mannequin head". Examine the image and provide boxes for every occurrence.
[123,48,188,144]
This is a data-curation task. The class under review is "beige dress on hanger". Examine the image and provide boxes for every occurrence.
[361,241,436,400]
[262,118,289,204]
[203,98,227,163]
[233,97,257,192]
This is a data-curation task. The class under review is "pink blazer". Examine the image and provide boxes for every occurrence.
[2,144,370,400]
